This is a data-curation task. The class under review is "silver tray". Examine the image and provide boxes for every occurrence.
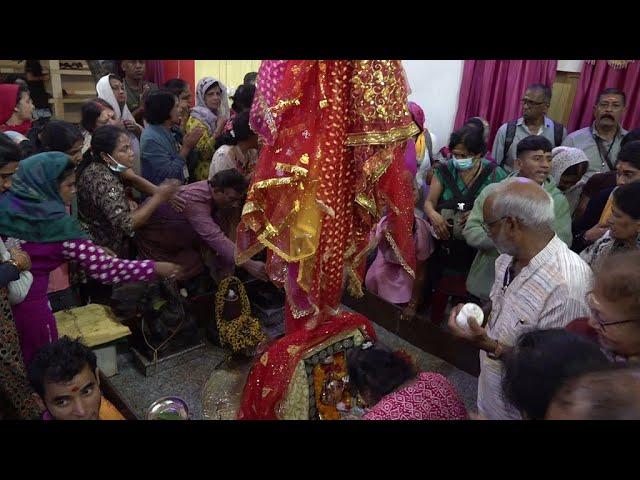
[146,396,189,420]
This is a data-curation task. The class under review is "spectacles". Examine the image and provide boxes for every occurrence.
[521,98,546,107]
[586,291,638,332]
[481,216,506,233]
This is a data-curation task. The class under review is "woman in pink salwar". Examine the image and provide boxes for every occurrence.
[365,179,434,319]
[0,152,180,365]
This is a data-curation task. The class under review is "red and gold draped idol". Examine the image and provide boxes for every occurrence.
[237,311,377,419]
[236,60,418,333]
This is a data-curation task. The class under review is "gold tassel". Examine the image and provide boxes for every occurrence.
[415,132,426,163]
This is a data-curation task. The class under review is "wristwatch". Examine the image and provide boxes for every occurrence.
[4,258,20,271]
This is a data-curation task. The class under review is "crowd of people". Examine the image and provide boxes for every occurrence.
[1,60,639,421]
[0,62,265,419]
[362,82,640,420]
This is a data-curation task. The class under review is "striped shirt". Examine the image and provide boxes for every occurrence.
[492,116,567,172]
[477,235,593,420]
[562,123,628,181]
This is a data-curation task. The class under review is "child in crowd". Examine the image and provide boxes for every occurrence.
[365,178,433,319]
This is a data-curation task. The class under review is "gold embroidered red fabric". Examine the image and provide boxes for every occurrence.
[237,60,417,333]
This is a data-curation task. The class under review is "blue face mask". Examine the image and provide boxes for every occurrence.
[106,153,128,173]
[452,155,475,170]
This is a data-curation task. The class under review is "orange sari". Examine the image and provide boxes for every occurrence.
[99,397,126,420]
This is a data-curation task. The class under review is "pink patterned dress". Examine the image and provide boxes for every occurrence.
[363,372,468,420]
[365,215,434,304]
[10,238,156,365]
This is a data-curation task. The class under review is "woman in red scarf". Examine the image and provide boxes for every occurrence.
[0,83,34,136]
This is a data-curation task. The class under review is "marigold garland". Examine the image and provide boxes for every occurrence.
[312,351,351,420]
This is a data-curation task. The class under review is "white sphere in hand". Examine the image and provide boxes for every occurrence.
[455,303,484,330]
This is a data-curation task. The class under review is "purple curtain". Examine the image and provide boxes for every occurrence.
[454,60,558,148]
[568,61,640,132]
[144,60,165,85]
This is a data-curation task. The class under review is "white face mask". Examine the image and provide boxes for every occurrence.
[105,153,128,173]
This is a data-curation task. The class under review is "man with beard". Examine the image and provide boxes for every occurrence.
[463,135,572,302]
[449,178,591,419]
[562,88,628,181]
[492,83,567,172]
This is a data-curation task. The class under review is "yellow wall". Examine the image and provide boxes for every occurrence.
[194,60,261,94]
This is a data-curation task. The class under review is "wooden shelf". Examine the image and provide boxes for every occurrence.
[49,96,94,104]
[1,65,49,74]
[0,68,48,74]
[45,60,97,122]
[56,69,93,76]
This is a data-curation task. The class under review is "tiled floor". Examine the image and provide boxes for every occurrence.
[109,341,229,419]
[109,317,478,419]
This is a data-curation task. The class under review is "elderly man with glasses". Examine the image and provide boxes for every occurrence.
[562,88,629,181]
[448,178,591,420]
[492,83,567,172]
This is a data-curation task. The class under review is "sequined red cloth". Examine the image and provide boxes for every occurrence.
[237,311,376,420]
[237,60,418,333]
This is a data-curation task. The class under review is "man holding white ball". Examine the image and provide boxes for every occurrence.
[448,178,591,420]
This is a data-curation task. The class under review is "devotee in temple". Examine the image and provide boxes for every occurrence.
[550,146,589,216]
[501,329,608,419]
[186,77,230,181]
[0,152,181,364]
[141,89,203,186]
[566,249,640,362]
[0,83,34,136]
[448,178,591,419]
[135,168,267,284]
[28,336,125,420]
[121,60,157,125]
[579,182,640,267]
[464,136,572,302]
[562,88,628,180]
[492,83,566,172]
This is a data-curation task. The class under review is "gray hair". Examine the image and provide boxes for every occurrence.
[491,178,555,230]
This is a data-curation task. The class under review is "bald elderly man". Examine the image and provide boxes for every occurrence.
[448,178,592,420]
